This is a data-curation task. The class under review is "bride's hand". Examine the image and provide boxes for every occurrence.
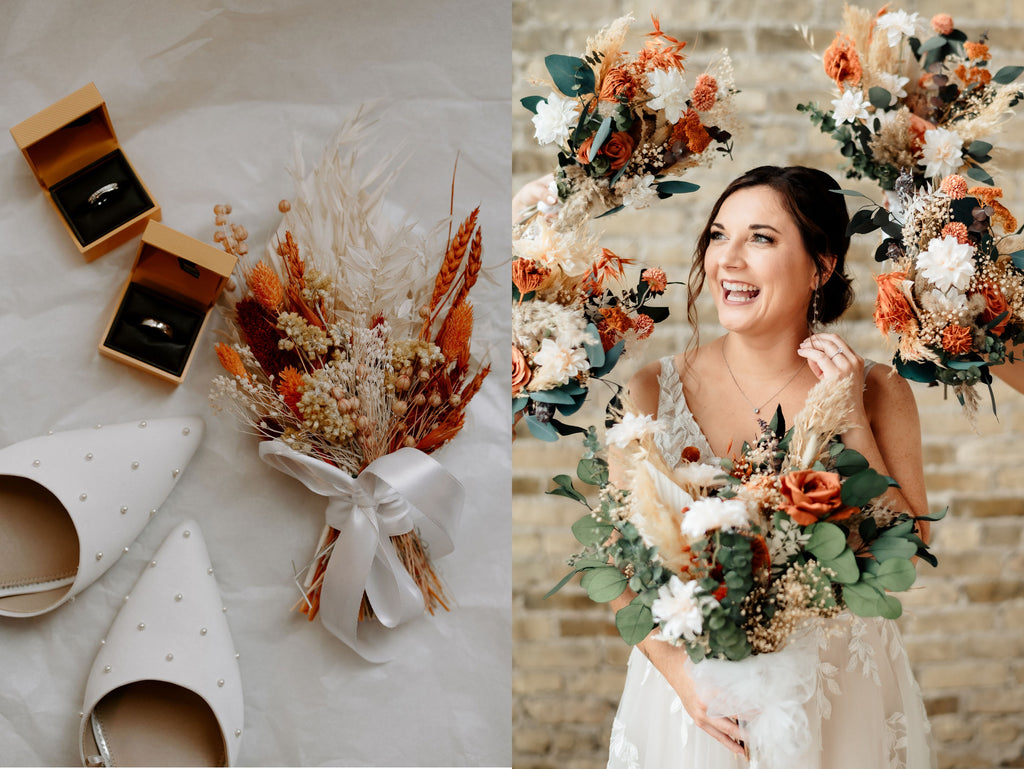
[798,332,868,419]
[512,173,556,222]
[641,640,747,756]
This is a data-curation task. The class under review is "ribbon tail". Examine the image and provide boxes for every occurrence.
[365,536,430,629]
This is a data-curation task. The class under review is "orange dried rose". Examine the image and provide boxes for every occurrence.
[602,132,635,170]
[874,271,915,335]
[779,470,856,526]
[975,283,1010,335]
[575,136,596,165]
[823,33,862,86]
[512,347,531,395]
[941,324,974,355]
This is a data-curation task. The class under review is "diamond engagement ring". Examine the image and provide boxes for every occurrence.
[139,318,173,339]
[87,182,120,206]
[830,348,844,358]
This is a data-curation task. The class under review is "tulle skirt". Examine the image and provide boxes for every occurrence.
[607,613,935,769]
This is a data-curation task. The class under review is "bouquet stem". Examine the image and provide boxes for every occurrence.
[295,524,450,622]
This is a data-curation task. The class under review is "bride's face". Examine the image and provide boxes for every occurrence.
[703,185,823,336]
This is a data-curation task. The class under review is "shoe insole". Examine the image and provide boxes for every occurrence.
[0,475,78,613]
[83,681,226,767]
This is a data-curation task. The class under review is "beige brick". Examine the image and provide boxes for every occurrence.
[932,550,1005,578]
[932,519,983,551]
[513,727,553,755]
[930,713,975,743]
[513,668,564,695]
[559,617,618,637]
[979,718,1020,745]
[513,639,605,668]
[523,696,613,725]
[514,614,558,642]
[565,668,633,698]
[955,496,1024,518]
[924,695,960,717]
[918,660,1009,690]
[904,638,961,664]
[963,579,1024,603]
[966,687,1024,715]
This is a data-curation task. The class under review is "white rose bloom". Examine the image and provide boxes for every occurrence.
[652,576,714,642]
[606,413,659,449]
[917,235,976,293]
[645,68,688,124]
[920,127,964,178]
[875,72,909,106]
[532,92,581,146]
[531,337,589,386]
[831,88,871,124]
[680,497,751,539]
[875,10,920,47]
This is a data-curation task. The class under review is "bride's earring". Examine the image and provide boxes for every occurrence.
[810,288,821,332]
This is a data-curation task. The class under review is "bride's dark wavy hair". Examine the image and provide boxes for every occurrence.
[686,165,854,348]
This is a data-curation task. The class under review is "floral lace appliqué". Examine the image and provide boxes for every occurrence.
[654,356,715,466]
[884,711,909,769]
[609,717,641,769]
[846,616,882,686]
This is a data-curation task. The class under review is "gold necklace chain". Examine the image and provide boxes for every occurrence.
[720,340,805,416]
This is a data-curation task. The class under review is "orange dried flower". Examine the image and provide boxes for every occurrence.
[823,33,862,86]
[964,42,990,61]
[690,75,717,111]
[874,271,915,335]
[968,66,992,86]
[248,262,285,310]
[633,313,655,339]
[637,15,687,72]
[215,343,248,379]
[682,109,712,154]
[600,306,633,334]
[512,347,531,396]
[575,136,596,165]
[439,301,474,362]
[512,259,551,295]
[581,248,633,294]
[940,175,968,199]
[931,14,954,35]
[990,201,1018,234]
[642,267,668,293]
[602,132,635,171]
[276,366,305,412]
[681,446,701,463]
[599,66,636,102]
[941,222,971,244]
[941,324,974,355]
[968,186,1003,205]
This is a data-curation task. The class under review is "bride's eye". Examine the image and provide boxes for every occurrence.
[709,231,726,241]
[752,232,776,244]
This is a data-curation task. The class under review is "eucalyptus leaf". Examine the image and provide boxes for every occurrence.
[655,180,700,195]
[592,340,625,378]
[577,456,607,487]
[521,95,545,114]
[868,86,893,110]
[512,396,529,413]
[639,306,670,323]
[841,467,890,507]
[544,569,581,599]
[965,165,994,185]
[571,514,613,546]
[530,388,576,405]
[805,522,846,561]
[616,600,654,645]
[822,547,860,584]
[842,580,903,618]
[917,35,947,54]
[875,558,917,591]
[580,566,628,603]
[548,474,588,504]
[869,536,918,562]
[835,448,870,476]
[525,414,559,442]
[967,140,993,161]
[545,54,595,96]
[583,323,605,369]
[589,116,613,160]
[993,65,1024,85]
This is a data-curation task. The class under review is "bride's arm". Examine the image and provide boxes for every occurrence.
[799,333,930,543]
[604,362,748,757]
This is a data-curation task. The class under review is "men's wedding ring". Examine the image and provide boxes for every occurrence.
[140,317,173,339]
[87,182,120,206]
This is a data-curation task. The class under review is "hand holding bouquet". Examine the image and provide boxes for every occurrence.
[210,110,489,660]
[799,5,1023,194]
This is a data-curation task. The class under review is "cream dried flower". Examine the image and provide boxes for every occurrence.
[917,235,976,292]
[533,92,582,146]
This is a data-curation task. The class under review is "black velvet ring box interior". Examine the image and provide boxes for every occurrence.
[9,83,161,261]
[100,221,237,385]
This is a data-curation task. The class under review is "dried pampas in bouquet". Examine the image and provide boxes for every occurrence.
[210,107,489,660]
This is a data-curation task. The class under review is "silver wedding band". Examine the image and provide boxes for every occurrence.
[830,348,844,359]
[140,317,173,339]
[88,182,120,206]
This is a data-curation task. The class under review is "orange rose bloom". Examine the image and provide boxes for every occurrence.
[779,470,856,526]
[602,132,635,170]
[512,347,531,395]
[941,324,974,355]
[823,33,862,86]
[874,271,915,335]
[575,136,596,165]
[598,66,636,103]
[975,283,1011,335]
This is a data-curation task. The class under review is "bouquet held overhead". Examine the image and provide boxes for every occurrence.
[513,14,739,440]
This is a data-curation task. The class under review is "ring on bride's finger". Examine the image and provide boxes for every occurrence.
[830,349,844,359]
[139,317,173,339]
[87,182,120,206]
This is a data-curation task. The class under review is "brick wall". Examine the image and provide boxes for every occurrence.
[512,2,1024,768]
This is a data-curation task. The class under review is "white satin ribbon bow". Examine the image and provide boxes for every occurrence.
[259,440,464,662]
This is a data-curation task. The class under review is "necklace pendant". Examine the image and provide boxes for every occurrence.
[753,407,760,414]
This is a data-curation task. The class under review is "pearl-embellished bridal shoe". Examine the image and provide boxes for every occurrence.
[0,417,203,617]
[80,520,244,767]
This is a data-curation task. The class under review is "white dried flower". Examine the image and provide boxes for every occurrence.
[831,88,871,124]
[680,497,751,539]
[605,413,658,448]
[920,127,964,178]
[652,576,715,643]
[875,9,920,47]
[874,72,909,106]
[917,235,975,292]
[532,92,581,146]
[672,462,728,492]
[531,337,590,388]
[620,174,659,209]
[645,68,688,124]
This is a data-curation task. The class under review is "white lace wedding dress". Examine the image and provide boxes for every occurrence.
[607,356,935,769]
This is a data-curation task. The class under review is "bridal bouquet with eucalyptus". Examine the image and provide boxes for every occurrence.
[798,5,1023,195]
[550,377,943,765]
[209,109,489,661]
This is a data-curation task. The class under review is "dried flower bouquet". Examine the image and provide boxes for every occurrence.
[209,110,489,659]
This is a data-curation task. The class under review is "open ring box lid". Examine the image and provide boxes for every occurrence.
[9,82,161,261]
[99,220,237,385]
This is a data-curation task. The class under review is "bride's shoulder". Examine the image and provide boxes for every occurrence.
[627,354,682,418]
[863,360,919,423]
